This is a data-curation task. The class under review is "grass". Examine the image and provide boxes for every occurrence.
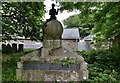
[2,49,34,81]
[2,54,20,81]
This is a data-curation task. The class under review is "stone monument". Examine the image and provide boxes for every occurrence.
[16,3,88,81]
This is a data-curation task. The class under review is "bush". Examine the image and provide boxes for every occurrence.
[88,63,119,81]
[76,45,120,81]
[77,48,120,70]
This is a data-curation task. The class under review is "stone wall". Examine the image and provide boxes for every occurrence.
[62,40,78,52]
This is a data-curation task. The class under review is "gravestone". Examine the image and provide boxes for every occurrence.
[2,44,7,54]
[16,3,88,81]
[18,44,23,52]
[6,43,12,53]
[12,43,17,53]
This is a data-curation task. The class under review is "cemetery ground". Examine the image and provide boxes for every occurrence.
[2,49,34,81]
[2,46,120,82]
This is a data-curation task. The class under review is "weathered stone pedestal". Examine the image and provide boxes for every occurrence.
[16,19,88,81]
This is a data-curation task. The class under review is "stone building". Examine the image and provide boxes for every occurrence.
[62,28,80,52]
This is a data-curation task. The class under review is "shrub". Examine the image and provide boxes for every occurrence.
[76,45,120,81]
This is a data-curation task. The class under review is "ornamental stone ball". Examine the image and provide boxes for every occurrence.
[43,19,63,40]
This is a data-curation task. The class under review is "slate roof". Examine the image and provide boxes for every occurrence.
[62,28,80,39]
[78,40,90,51]
[83,35,95,41]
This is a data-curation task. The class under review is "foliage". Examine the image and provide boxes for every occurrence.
[60,2,120,44]
[23,49,34,54]
[12,49,34,56]
[76,45,120,81]
[77,45,120,70]
[88,63,119,82]
[52,57,78,64]
[63,14,80,28]
[28,56,78,66]
[63,14,93,38]
[2,2,45,41]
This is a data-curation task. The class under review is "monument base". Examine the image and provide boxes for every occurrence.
[16,68,88,81]
[16,48,88,81]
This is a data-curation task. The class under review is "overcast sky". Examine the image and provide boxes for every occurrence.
[44,0,80,26]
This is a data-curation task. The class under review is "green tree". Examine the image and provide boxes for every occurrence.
[63,14,93,38]
[63,14,80,28]
[2,2,45,41]
[60,2,120,45]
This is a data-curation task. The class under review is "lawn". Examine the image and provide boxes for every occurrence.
[2,49,34,81]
